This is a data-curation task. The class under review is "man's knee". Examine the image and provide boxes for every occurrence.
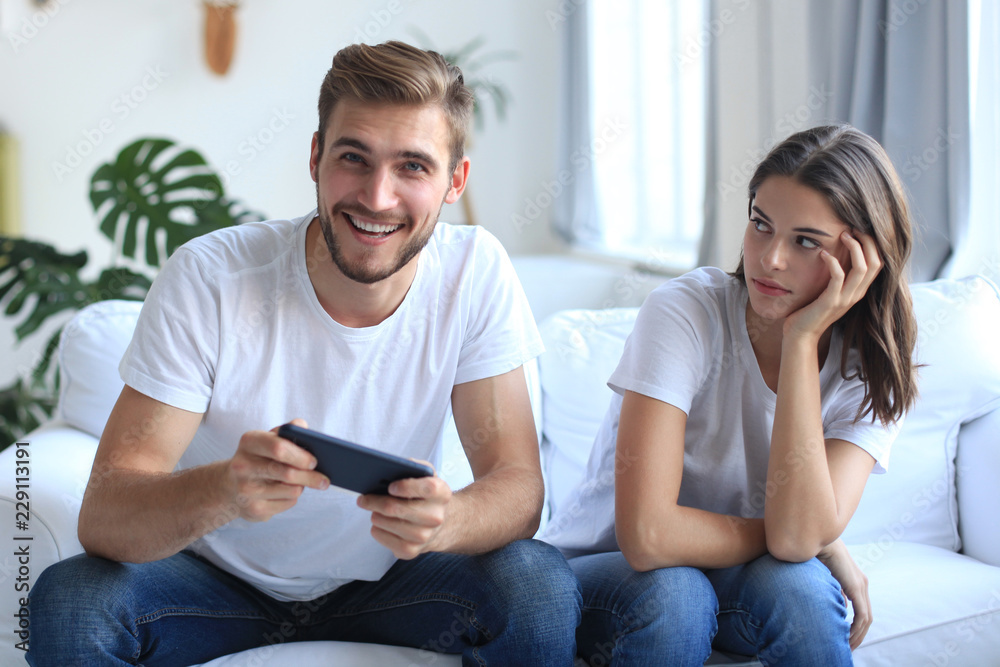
[31,554,126,615]
[476,539,581,627]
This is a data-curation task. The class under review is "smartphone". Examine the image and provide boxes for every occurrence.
[277,423,434,495]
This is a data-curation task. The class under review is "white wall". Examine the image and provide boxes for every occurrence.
[0,0,570,383]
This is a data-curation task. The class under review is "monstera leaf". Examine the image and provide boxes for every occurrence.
[0,237,150,341]
[0,377,56,449]
[2,137,261,447]
[89,137,236,269]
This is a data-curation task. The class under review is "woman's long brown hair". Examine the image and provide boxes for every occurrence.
[733,124,918,424]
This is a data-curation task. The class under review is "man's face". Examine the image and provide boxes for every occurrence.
[309,100,468,285]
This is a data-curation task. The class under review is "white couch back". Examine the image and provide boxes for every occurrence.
[535,275,1000,552]
[53,264,1000,554]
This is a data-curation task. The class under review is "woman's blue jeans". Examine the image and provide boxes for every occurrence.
[26,539,581,667]
[570,551,852,667]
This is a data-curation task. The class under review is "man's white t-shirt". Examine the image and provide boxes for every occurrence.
[120,210,544,601]
[542,267,898,555]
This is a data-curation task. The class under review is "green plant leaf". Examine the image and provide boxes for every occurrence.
[0,237,90,340]
[0,377,55,450]
[89,137,233,268]
[406,30,516,130]
[0,238,151,341]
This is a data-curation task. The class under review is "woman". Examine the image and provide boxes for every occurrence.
[543,124,918,666]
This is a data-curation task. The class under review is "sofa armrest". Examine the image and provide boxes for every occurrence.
[956,404,1000,567]
[0,422,98,660]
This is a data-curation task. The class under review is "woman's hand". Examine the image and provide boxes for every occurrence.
[817,538,872,650]
[783,231,882,341]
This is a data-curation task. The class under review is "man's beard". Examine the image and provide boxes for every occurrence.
[316,198,442,285]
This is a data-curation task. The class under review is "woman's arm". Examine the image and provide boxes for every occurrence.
[764,338,877,561]
[614,390,768,572]
[764,231,883,561]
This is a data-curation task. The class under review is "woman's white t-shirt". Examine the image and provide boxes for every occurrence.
[543,267,898,555]
[120,210,543,600]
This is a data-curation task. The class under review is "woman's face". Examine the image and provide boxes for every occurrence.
[743,175,853,323]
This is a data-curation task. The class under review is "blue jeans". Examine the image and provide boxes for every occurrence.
[570,551,852,667]
[27,539,581,667]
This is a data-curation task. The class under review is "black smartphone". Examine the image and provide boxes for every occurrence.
[277,423,434,495]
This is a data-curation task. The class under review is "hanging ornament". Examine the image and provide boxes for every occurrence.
[204,0,239,76]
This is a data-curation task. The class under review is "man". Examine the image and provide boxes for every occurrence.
[28,41,580,666]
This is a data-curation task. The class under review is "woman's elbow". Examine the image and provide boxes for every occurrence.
[617,524,677,572]
[766,535,821,563]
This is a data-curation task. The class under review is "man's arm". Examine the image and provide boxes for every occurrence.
[357,366,543,559]
[78,385,329,563]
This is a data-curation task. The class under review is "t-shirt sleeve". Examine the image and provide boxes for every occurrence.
[822,377,901,474]
[453,233,544,385]
[118,247,220,413]
[607,277,717,414]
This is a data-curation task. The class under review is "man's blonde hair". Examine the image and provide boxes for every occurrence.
[316,41,474,172]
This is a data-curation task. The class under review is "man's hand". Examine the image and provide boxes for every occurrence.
[225,419,330,522]
[817,538,872,649]
[356,467,453,560]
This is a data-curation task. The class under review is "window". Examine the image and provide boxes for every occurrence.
[567,1,708,270]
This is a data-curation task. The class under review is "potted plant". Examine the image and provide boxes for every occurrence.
[409,31,516,226]
[0,137,262,448]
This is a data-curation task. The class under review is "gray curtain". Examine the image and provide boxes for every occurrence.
[552,0,602,246]
[808,0,971,282]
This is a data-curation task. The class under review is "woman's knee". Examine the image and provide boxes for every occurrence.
[730,555,849,648]
[572,553,717,665]
[742,555,846,617]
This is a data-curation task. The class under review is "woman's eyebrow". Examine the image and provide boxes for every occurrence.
[751,205,772,222]
[793,227,833,237]
[753,205,834,237]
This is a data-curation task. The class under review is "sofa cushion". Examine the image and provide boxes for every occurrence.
[538,308,638,520]
[841,276,1000,550]
[849,541,1000,665]
[537,277,1000,554]
[957,407,1000,567]
[57,299,143,438]
[195,640,462,666]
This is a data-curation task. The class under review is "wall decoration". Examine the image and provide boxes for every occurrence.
[204,0,239,76]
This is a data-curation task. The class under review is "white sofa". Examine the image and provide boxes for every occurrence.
[3,254,1000,666]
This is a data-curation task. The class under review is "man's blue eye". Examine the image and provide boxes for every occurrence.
[405,162,424,172]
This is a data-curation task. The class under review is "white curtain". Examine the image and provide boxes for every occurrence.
[942,0,1000,279]
[554,0,707,270]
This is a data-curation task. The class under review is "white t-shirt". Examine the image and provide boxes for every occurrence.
[542,267,898,555]
[120,210,543,601]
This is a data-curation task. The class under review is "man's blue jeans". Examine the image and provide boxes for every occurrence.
[26,539,581,666]
[570,551,852,667]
